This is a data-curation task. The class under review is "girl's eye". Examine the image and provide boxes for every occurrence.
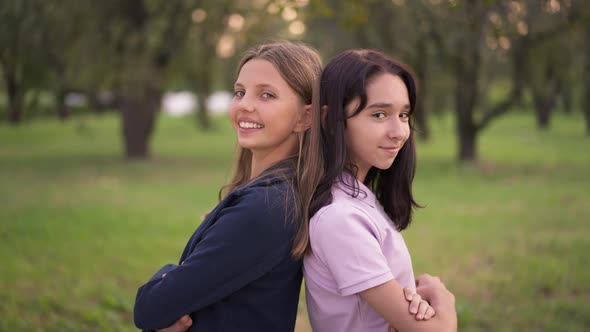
[373,112,386,119]
[400,112,410,119]
[261,92,274,99]
[234,90,245,98]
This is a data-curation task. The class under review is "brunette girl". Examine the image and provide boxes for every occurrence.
[304,49,457,332]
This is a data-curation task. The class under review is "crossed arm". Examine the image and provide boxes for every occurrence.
[363,273,458,332]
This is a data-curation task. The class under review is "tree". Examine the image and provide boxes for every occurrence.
[0,0,45,124]
[528,42,564,130]
[0,1,107,123]
[182,1,234,130]
[520,1,580,130]
[425,0,578,161]
[584,19,590,135]
[97,0,196,158]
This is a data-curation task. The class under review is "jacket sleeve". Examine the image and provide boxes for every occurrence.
[133,186,295,330]
[147,264,178,282]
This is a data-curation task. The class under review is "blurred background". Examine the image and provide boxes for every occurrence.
[1,0,589,331]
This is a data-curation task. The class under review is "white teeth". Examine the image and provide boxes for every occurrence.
[239,121,264,129]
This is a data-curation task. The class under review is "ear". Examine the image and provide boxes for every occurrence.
[294,104,312,133]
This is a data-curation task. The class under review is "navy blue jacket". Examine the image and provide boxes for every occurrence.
[134,170,302,331]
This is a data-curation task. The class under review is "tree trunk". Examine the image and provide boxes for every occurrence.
[557,80,573,114]
[456,86,478,162]
[456,56,479,161]
[531,60,559,130]
[56,88,70,120]
[413,37,430,141]
[5,72,24,124]
[585,24,590,135]
[454,0,484,162]
[458,121,477,162]
[195,40,212,130]
[27,89,41,118]
[53,64,70,120]
[120,83,162,159]
[533,93,556,130]
[196,92,210,130]
[414,86,430,141]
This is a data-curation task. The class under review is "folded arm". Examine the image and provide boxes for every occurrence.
[134,189,293,330]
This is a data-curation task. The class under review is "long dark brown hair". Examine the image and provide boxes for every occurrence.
[219,41,323,260]
[308,49,420,244]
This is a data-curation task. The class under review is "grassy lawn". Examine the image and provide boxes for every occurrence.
[0,111,588,331]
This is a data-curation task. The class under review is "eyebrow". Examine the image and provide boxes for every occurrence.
[234,83,277,90]
[366,102,410,110]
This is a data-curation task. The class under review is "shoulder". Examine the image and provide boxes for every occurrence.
[214,178,295,235]
[231,178,294,211]
[313,191,374,227]
[310,198,381,242]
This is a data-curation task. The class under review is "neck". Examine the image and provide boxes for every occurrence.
[353,162,370,183]
[356,169,368,183]
[250,147,297,179]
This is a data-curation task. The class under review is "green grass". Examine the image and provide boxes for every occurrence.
[1,111,589,331]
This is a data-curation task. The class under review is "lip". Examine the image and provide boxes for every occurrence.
[380,146,401,155]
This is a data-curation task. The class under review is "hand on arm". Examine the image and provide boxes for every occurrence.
[359,276,457,332]
[151,273,193,332]
[414,274,456,309]
[403,288,436,320]
[388,288,436,332]
[157,315,192,332]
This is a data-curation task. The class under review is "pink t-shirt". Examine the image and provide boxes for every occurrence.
[303,177,416,332]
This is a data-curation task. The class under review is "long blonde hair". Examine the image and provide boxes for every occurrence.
[219,41,323,260]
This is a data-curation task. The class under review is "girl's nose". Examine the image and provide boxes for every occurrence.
[387,117,408,140]
[238,95,255,112]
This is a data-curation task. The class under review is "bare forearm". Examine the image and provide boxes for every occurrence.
[360,280,457,332]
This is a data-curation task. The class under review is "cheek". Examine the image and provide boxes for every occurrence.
[402,124,411,140]
[344,131,366,158]
[228,103,238,122]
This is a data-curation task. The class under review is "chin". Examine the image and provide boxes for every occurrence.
[237,141,256,150]
[375,160,395,170]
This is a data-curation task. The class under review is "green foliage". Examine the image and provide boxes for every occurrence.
[0,111,589,331]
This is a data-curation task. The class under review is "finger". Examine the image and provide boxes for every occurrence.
[415,300,429,320]
[403,287,414,301]
[409,294,421,314]
[415,273,431,286]
[158,315,192,332]
[181,315,192,326]
[424,306,436,320]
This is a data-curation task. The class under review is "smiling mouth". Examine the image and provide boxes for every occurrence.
[239,121,264,129]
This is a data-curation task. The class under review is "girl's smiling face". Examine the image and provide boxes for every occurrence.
[344,73,411,181]
[230,59,308,159]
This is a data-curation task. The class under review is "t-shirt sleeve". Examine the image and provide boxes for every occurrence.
[310,203,393,296]
[134,186,295,330]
